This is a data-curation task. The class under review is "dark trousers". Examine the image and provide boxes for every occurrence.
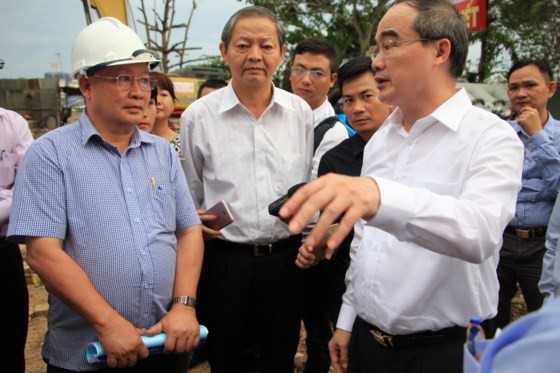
[0,238,29,373]
[302,264,333,373]
[493,233,545,333]
[47,353,187,373]
[199,237,304,373]
[348,318,464,373]
[302,244,350,373]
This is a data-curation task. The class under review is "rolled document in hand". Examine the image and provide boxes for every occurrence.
[86,325,209,363]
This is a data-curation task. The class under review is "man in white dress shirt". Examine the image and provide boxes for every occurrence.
[179,6,313,373]
[290,37,349,180]
[279,1,524,372]
[290,37,349,373]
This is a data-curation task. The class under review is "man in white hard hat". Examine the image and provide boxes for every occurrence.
[7,17,204,372]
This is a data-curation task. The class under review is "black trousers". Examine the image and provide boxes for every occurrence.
[46,353,187,373]
[493,232,545,333]
[302,244,350,373]
[348,318,464,373]
[0,238,29,373]
[198,237,304,373]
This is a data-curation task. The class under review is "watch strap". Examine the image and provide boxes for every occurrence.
[172,296,196,308]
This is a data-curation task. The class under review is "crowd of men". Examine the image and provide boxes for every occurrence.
[3,1,560,373]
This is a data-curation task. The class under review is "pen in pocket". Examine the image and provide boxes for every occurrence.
[150,177,156,195]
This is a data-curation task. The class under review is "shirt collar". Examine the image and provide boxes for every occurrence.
[78,112,154,148]
[218,82,296,115]
[350,134,367,158]
[385,88,471,133]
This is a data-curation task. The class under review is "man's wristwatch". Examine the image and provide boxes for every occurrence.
[172,296,196,308]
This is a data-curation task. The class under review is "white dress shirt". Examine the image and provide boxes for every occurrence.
[180,83,314,244]
[337,88,524,334]
[311,98,348,180]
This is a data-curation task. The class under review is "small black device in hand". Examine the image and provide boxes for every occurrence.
[268,183,306,217]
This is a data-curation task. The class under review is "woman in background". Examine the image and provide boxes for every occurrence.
[150,72,181,154]
[137,85,158,133]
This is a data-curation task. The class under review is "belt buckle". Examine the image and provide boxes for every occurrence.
[370,329,394,348]
[515,228,530,239]
[253,244,272,256]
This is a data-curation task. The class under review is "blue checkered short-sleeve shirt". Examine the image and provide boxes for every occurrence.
[8,113,200,371]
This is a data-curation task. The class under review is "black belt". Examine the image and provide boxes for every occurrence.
[210,235,301,257]
[359,318,466,349]
[505,226,547,239]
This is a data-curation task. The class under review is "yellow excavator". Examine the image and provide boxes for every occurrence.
[81,0,225,115]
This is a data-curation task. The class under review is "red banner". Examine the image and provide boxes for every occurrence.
[452,0,487,31]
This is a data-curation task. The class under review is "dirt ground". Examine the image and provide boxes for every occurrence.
[23,248,527,373]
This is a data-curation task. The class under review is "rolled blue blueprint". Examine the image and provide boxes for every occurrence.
[86,325,209,363]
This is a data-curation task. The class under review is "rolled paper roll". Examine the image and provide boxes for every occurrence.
[86,325,209,363]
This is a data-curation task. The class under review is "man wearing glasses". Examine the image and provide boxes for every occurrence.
[279,1,524,372]
[8,17,204,373]
[289,37,349,373]
[290,37,349,181]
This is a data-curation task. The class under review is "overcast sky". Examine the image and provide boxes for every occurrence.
[0,0,246,79]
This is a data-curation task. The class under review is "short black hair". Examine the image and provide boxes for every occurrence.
[292,37,339,74]
[197,79,228,99]
[507,58,554,82]
[337,56,374,93]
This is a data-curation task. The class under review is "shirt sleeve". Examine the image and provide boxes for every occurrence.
[364,124,524,264]
[518,129,560,202]
[336,219,362,331]
[539,197,560,303]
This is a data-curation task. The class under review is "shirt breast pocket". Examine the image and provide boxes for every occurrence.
[0,152,19,188]
[149,180,176,230]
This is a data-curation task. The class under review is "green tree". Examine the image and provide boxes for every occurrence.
[241,0,389,87]
[243,0,560,84]
[469,0,560,82]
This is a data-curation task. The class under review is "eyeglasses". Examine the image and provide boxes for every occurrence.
[369,38,439,60]
[92,75,157,91]
[291,66,328,81]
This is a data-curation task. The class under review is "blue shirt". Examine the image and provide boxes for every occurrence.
[509,113,560,227]
[479,297,560,373]
[8,113,200,371]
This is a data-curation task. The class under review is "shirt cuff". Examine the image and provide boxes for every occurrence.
[336,303,357,332]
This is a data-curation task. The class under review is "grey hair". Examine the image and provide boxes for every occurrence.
[394,0,468,78]
[221,6,286,52]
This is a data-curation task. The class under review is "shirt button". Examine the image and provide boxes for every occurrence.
[127,188,133,193]
[140,250,145,255]
[134,217,140,223]
[143,314,148,319]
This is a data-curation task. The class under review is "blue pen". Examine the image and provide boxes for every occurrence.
[466,317,485,360]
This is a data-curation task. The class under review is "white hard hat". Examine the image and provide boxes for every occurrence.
[71,17,159,78]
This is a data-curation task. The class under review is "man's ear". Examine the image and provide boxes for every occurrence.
[219,42,229,65]
[330,73,338,89]
[547,80,557,99]
[78,75,91,98]
[434,38,451,61]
